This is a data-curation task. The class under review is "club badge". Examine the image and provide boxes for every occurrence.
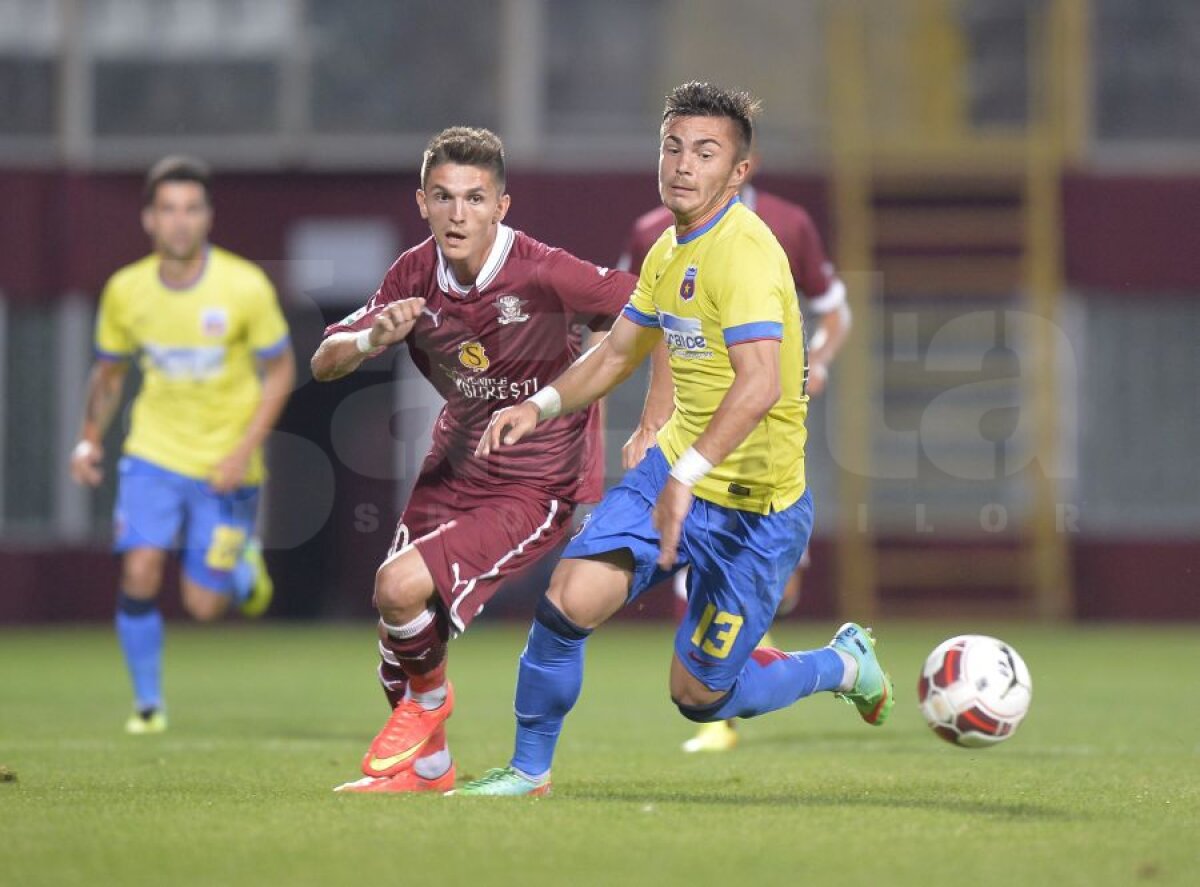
[201,307,228,338]
[679,265,698,301]
[495,294,530,325]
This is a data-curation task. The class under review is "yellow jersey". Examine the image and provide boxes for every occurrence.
[94,245,289,484]
[623,197,807,513]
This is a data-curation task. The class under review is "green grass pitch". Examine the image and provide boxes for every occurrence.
[2,621,1197,886]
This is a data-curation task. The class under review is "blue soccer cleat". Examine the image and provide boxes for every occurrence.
[829,622,894,726]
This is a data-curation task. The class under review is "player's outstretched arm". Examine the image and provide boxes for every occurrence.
[689,338,781,466]
[311,297,425,382]
[69,359,130,487]
[476,314,659,457]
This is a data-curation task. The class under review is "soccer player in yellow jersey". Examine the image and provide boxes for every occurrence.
[458,83,894,796]
[68,156,295,734]
[620,155,854,753]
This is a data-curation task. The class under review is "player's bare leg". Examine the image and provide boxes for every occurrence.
[180,577,232,623]
[118,548,169,734]
[357,545,455,783]
[547,553,632,629]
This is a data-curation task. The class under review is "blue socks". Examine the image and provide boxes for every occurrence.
[677,647,845,723]
[509,599,845,773]
[115,592,163,712]
[511,597,591,779]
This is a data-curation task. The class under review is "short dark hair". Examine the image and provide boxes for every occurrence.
[420,126,506,191]
[661,82,761,160]
[143,155,212,206]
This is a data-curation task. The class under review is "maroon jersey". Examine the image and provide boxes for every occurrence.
[325,226,636,504]
[617,185,840,310]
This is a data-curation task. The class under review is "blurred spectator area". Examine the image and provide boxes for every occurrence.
[0,0,828,168]
[3,1,1200,168]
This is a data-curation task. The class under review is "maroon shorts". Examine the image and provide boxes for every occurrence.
[388,474,575,634]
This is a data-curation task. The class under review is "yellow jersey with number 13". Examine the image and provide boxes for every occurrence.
[622,196,807,514]
[94,245,290,485]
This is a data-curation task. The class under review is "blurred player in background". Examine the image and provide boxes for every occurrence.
[69,156,294,734]
[618,156,852,753]
[311,127,636,794]
[459,82,891,797]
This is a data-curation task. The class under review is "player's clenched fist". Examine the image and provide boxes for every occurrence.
[367,297,426,349]
[69,439,104,487]
[806,360,828,397]
[476,402,540,457]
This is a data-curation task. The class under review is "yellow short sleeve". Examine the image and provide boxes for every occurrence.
[245,271,290,357]
[94,277,134,360]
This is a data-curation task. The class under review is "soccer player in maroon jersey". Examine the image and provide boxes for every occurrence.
[311,127,636,793]
[618,158,853,752]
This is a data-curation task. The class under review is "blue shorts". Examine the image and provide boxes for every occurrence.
[562,448,812,691]
[113,455,260,594]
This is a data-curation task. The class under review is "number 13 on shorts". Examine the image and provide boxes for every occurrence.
[690,602,744,659]
[205,524,247,572]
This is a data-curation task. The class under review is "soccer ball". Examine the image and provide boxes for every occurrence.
[917,635,1032,748]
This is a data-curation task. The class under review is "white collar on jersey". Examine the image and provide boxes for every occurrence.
[740,183,758,213]
[435,224,516,297]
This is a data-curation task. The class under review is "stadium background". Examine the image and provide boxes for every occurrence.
[1,0,1198,626]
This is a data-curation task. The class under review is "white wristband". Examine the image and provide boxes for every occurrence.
[354,329,376,354]
[669,446,713,487]
[72,440,97,460]
[528,385,562,421]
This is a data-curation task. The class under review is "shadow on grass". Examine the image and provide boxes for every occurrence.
[741,730,921,749]
[564,782,1082,820]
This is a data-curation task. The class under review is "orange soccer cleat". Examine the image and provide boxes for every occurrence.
[334,762,456,794]
[360,681,455,778]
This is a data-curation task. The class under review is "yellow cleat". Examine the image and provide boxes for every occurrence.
[125,709,167,735]
[681,719,738,753]
[237,539,274,618]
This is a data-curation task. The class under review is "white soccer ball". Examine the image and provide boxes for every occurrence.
[917,635,1032,748]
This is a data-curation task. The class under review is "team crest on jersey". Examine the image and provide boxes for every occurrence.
[201,307,228,338]
[679,265,699,301]
[495,294,530,325]
[458,340,490,372]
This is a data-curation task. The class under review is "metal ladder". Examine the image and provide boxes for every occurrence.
[824,0,1086,620]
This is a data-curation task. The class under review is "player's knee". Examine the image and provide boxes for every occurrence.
[670,668,727,716]
[545,558,625,630]
[545,579,581,627]
[374,559,431,616]
[534,594,591,641]
[121,553,164,596]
